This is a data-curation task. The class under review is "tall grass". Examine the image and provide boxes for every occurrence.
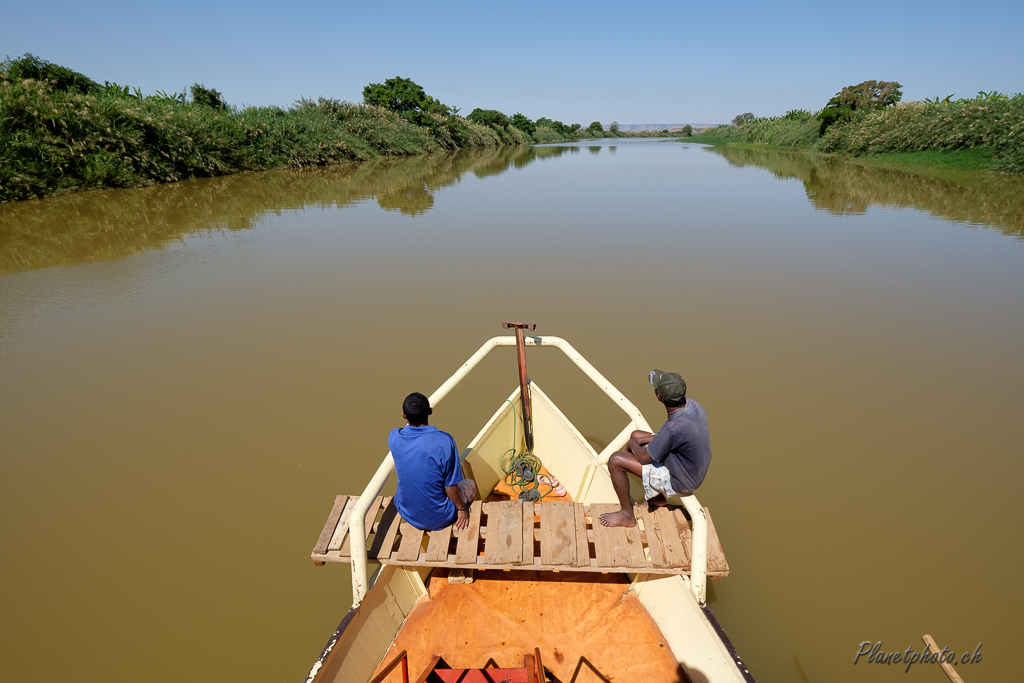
[691,93,1023,174]
[690,111,820,149]
[818,94,1024,173]
[0,75,541,202]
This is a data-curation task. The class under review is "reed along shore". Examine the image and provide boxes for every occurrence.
[2,56,646,202]
[685,90,1023,174]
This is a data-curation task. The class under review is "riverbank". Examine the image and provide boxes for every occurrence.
[2,56,624,202]
[685,92,1023,174]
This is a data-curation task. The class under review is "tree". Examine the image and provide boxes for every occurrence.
[587,121,603,135]
[362,77,456,127]
[536,117,572,135]
[681,124,693,137]
[818,80,902,133]
[510,112,535,134]
[467,108,510,127]
[731,112,755,126]
[190,83,226,110]
[609,121,619,135]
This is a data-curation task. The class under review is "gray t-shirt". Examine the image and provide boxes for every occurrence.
[646,398,712,493]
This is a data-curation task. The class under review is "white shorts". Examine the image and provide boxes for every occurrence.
[641,463,677,500]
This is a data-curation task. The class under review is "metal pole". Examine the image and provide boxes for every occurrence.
[515,326,533,452]
[502,322,536,452]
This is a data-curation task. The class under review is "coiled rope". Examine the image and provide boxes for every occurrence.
[499,399,553,501]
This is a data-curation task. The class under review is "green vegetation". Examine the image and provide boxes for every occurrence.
[362,76,457,128]
[0,55,639,202]
[817,80,902,133]
[688,81,1024,174]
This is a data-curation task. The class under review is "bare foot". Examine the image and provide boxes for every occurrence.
[647,494,669,508]
[599,509,637,527]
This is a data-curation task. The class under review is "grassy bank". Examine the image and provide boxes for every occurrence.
[1,56,617,202]
[0,79,527,201]
[686,92,1024,174]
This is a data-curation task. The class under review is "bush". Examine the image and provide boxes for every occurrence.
[817,92,1024,172]
[190,83,227,110]
[467,108,509,127]
[0,70,533,201]
[818,80,902,133]
[362,76,456,128]
[693,116,820,148]
[511,113,535,135]
[1,53,99,94]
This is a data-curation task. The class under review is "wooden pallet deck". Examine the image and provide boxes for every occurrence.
[311,496,729,577]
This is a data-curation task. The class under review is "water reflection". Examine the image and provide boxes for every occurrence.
[0,145,577,275]
[706,145,1024,237]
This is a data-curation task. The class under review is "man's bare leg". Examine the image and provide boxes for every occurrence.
[599,432,660,527]
[599,450,643,527]
[627,436,669,507]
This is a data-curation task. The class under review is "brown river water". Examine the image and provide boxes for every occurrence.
[2,141,1022,683]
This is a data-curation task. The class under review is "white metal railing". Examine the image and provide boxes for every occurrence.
[346,335,709,605]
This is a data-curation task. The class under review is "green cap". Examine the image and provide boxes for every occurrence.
[649,369,686,403]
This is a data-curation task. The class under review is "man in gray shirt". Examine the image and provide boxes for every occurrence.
[599,369,713,527]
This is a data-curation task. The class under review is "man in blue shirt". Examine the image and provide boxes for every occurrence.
[599,370,712,528]
[389,392,475,531]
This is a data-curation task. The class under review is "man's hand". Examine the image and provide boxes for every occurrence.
[454,507,470,531]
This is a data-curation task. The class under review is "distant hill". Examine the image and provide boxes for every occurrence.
[614,123,720,132]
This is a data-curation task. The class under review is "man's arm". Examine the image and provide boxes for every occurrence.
[626,430,656,464]
[631,430,655,446]
[445,485,470,530]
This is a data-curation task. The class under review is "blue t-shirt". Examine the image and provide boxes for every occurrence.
[646,398,712,493]
[389,425,463,531]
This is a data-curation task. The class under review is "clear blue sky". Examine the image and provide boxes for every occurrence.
[3,0,1021,124]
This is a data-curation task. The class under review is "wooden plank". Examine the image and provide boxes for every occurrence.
[327,497,357,552]
[455,502,482,564]
[367,500,401,559]
[521,502,535,566]
[376,557,685,575]
[589,503,630,567]
[923,635,966,683]
[672,508,692,565]
[363,496,387,537]
[654,507,688,567]
[425,525,452,562]
[573,503,590,568]
[340,495,385,556]
[396,521,425,562]
[704,506,729,575]
[483,500,523,565]
[638,504,669,568]
[313,495,348,555]
[624,504,648,568]
[540,501,577,566]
